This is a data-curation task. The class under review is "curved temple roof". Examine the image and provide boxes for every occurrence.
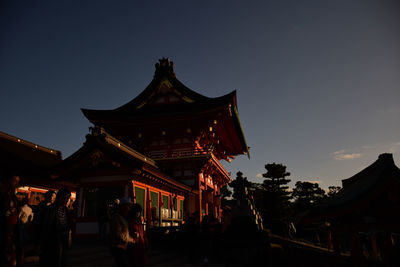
[308,153,400,220]
[81,58,249,157]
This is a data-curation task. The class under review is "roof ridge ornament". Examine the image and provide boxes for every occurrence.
[154,57,176,78]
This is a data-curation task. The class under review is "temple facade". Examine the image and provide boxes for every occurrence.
[79,58,248,225]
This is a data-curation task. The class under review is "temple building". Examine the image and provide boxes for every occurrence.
[0,58,248,235]
[307,153,400,264]
[0,58,248,238]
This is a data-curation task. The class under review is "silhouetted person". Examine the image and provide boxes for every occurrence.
[0,172,20,267]
[33,190,56,256]
[109,198,134,267]
[36,190,56,213]
[37,188,72,267]
[127,203,148,267]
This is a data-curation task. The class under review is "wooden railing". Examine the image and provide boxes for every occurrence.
[160,208,183,220]
[147,148,212,159]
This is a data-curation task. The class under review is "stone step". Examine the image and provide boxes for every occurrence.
[69,250,113,266]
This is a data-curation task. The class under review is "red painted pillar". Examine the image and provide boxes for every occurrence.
[213,190,218,219]
[158,192,162,227]
[132,180,136,203]
[197,173,202,223]
[146,188,152,226]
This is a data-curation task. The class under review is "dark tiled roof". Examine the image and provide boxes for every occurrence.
[81,58,248,156]
[311,153,400,218]
[53,128,193,192]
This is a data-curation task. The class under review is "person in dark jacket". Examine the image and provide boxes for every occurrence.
[35,190,56,214]
[38,188,71,267]
[33,190,56,248]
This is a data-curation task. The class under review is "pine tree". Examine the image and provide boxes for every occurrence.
[262,163,291,201]
[261,163,292,220]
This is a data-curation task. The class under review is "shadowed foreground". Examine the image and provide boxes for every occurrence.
[24,231,350,267]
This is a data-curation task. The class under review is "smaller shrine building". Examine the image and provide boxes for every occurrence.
[307,153,400,264]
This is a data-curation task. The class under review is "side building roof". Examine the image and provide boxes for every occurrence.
[309,153,400,220]
[51,127,194,194]
[0,131,62,177]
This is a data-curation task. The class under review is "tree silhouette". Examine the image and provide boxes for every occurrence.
[292,181,325,212]
[259,163,292,221]
[262,163,291,200]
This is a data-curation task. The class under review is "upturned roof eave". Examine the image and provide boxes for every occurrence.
[81,91,236,122]
[81,92,248,157]
[231,104,250,158]
[82,102,228,123]
[81,67,237,120]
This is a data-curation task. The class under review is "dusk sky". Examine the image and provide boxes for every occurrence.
[1,1,399,189]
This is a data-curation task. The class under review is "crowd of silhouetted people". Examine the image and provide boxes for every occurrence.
[0,171,261,267]
[1,172,266,267]
[1,172,73,267]
[0,172,151,267]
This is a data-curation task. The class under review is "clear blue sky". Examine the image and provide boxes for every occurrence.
[1,0,399,188]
